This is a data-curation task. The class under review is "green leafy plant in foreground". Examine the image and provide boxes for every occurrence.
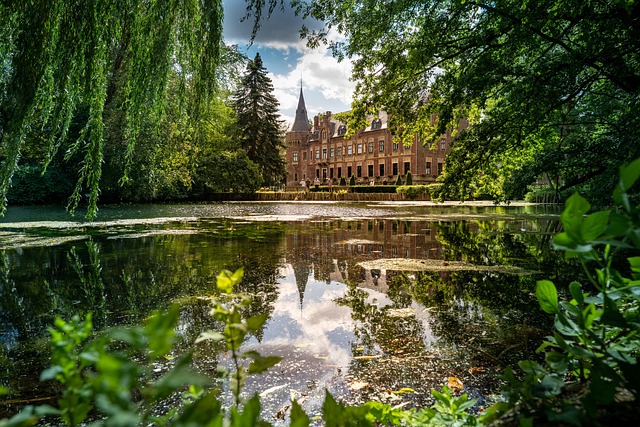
[2,158,639,426]
[489,158,640,425]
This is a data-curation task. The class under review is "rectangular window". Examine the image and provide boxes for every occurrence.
[368,164,374,176]
[437,162,443,174]
[347,166,352,177]
[392,162,398,175]
[322,168,327,180]
[337,167,342,178]
[393,142,399,151]
[322,148,327,159]
[357,143,363,154]
[379,140,384,152]
[404,161,410,174]
[294,173,298,182]
[379,163,385,176]
[426,161,431,175]
[357,165,362,177]
[293,151,298,162]
[347,145,353,155]
[337,146,342,157]
[330,168,334,178]
[330,148,334,158]
[302,151,307,161]
[440,138,446,150]
[315,150,320,159]
[368,142,374,153]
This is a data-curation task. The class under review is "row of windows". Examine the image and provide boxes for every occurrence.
[294,160,444,180]
[292,139,420,162]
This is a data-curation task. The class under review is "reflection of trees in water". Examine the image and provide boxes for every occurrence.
[0,223,287,408]
[393,270,551,367]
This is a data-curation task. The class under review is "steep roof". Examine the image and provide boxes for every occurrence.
[290,87,310,132]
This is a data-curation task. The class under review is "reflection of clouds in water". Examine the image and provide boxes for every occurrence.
[255,264,355,369]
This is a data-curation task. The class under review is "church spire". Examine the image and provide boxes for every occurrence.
[291,84,310,132]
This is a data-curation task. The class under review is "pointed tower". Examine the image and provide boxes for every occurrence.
[285,85,312,186]
[291,86,310,132]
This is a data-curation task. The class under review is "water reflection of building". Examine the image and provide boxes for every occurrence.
[285,219,444,304]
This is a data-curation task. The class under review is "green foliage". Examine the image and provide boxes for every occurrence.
[349,175,356,186]
[0,0,225,218]
[493,158,640,424]
[351,185,397,194]
[405,171,412,186]
[300,0,640,204]
[193,150,262,196]
[339,176,347,186]
[396,185,430,199]
[196,269,281,405]
[394,175,403,186]
[232,53,286,186]
[7,164,74,205]
[524,187,565,204]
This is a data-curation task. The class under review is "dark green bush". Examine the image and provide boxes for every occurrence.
[339,176,347,186]
[395,175,403,185]
[349,175,356,186]
[7,164,74,205]
[351,185,398,193]
[405,171,413,185]
[396,185,430,199]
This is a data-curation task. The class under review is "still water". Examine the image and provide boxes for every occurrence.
[0,201,569,420]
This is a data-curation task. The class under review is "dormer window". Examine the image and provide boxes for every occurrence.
[371,118,382,130]
[337,125,347,136]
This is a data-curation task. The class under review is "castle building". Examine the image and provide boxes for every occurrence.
[284,87,466,187]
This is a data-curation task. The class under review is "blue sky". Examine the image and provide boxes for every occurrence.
[222,1,354,127]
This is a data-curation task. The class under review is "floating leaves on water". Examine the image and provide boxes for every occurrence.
[353,355,382,360]
[358,258,534,274]
[393,387,416,395]
[259,384,287,397]
[350,381,369,390]
[448,376,465,391]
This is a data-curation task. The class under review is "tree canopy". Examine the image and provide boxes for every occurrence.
[297,0,640,203]
[0,0,224,217]
[232,53,286,186]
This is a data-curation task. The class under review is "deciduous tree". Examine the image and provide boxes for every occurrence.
[298,0,640,203]
[0,0,224,217]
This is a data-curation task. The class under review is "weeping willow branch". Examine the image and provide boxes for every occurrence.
[0,0,224,218]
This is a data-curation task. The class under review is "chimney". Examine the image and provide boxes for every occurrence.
[314,115,319,129]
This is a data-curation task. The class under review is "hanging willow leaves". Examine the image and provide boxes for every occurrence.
[0,0,224,218]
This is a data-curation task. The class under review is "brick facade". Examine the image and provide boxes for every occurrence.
[285,89,466,187]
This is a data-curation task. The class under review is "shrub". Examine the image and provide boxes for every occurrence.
[339,177,347,186]
[396,185,430,199]
[524,187,565,203]
[7,164,74,205]
[405,171,413,185]
[352,185,398,193]
[395,175,403,186]
[349,175,356,186]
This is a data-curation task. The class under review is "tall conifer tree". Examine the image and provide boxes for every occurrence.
[232,53,285,186]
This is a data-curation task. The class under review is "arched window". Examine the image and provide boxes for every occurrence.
[371,119,382,130]
[337,125,347,136]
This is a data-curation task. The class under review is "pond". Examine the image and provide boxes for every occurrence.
[0,201,572,422]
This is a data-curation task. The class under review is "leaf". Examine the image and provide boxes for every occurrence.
[290,400,311,427]
[569,281,584,306]
[600,296,627,328]
[536,280,559,314]
[581,211,610,242]
[447,376,464,390]
[619,157,640,192]
[561,193,590,243]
